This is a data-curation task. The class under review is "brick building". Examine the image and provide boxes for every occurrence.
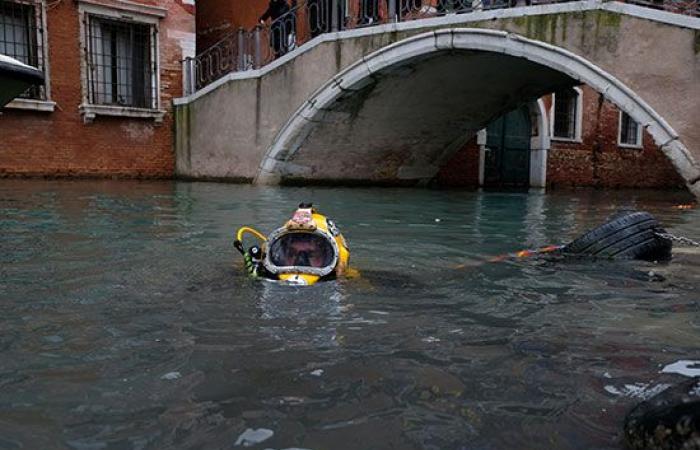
[544,86,683,189]
[0,0,195,178]
[437,85,685,189]
[2,0,685,188]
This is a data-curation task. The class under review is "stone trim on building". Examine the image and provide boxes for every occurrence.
[77,0,164,123]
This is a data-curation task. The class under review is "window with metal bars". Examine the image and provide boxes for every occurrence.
[0,0,45,99]
[85,15,156,109]
[619,111,642,147]
[552,88,580,140]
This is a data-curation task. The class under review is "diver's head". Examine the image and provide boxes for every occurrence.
[262,203,349,284]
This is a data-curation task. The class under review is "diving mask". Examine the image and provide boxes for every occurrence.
[263,228,339,277]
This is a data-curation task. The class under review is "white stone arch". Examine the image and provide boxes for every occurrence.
[255,28,699,196]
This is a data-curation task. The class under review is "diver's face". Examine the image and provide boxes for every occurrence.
[285,240,325,267]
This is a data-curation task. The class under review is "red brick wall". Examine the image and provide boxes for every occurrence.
[546,85,684,189]
[435,138,481,187]
[197,0,268,53]
[0,0,195,178]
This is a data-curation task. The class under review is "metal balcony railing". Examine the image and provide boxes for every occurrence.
[182,0,699,95]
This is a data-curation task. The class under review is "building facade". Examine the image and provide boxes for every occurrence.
[196,0,686,191]
[0,0,195,178]
[436,85,685,189]
[3,0,687,189]
[543,85,684,190]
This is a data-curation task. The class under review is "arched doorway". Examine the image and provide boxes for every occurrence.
[483,106,532,189]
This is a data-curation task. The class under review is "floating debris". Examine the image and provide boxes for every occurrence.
[278,397,305,405]
[160,371,181,380]
[661,360,700,378]
[604,383,671,400]
[270,448,313,450]
[234,428,274,447]
[310,369,324,377]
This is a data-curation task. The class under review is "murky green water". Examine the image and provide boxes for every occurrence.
[1,180,698,450]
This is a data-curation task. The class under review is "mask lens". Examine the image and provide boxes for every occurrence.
[269,233,335,269]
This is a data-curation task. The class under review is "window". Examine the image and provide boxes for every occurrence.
[78,0,166,123]
[85,16,156,109]
[0,0,46,100]
[551,87,582,141]
[618,111,642,148]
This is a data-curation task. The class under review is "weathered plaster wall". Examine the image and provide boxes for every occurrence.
[177,36,390,181]
[280,50,575,183]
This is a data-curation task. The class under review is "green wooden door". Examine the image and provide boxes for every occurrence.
[484,106,531,188]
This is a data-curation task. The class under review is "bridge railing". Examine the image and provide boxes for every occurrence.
[183,0,699,95]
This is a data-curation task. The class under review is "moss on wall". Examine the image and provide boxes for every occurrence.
[502,11,620,47]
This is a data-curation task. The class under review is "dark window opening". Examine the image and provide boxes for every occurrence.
[0,0,44,99]
[619,111,641,147]
[553,88,579,140]
[86,15,156,109]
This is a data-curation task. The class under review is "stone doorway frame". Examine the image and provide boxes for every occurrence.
[477,99,550,188]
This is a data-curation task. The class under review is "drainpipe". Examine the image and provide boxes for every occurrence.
[388,0,397,22]
[477,129,487,186]
[237,28,246,71]
[254,26,262,69]
[331,0,340,31]
[592,93,604,187]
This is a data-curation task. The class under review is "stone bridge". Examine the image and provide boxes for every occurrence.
[174,1,700,197]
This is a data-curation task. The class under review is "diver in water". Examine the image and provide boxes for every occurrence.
[234,203,350,285]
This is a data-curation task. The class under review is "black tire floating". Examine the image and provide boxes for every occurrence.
[564,211,673,261]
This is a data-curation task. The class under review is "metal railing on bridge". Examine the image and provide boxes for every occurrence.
[183,0,699,95]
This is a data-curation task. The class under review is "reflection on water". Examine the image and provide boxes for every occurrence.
[0,180,698,450]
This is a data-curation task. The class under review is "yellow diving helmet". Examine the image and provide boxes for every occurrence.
[234,203,350,285]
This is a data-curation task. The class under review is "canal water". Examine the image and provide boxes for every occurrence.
[1,180,698,450]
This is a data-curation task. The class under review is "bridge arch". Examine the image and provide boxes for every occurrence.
[255,28,698,194]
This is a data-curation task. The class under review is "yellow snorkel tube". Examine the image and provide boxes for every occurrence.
[234,203,350,285]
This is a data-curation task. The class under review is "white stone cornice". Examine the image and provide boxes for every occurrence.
[76,0,167,18]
